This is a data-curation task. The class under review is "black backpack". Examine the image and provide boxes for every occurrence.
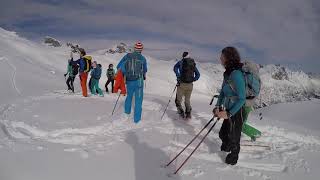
[72,64,79,76]
[180,58,196,83]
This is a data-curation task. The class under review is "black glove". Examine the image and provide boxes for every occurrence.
[176,78,181,86]
[64,73,67,77]
[143,74,146,80]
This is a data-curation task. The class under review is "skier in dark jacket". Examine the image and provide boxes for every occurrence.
[105,64,116,93]
[173,52,200,119]
[64,59,78,93]
[213,46,246,165]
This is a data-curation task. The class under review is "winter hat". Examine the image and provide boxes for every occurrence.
[182,51,189,58]
[134,42,143,52]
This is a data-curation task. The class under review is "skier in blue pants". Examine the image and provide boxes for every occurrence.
[117,42,147,123]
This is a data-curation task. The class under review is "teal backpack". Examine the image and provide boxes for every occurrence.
[228,61,261,106]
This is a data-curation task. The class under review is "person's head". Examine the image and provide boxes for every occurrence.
[220,47,241,69]
[182,51,189,59]
[79,48,86,57]
[134,42,143,53]
[109,64,113,69]
[92,61,97,68]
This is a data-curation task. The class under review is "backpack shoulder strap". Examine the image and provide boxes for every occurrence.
[226,70,245,93]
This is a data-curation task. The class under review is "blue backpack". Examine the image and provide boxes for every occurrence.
[124,53,144,81]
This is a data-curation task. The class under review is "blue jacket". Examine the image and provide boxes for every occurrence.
[215,70,246,117]
[173,59,200,82]
[91,66,102,79]
[117,52,148,76]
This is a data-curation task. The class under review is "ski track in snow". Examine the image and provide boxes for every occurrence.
[0,91,162,146]
[0,56,22,96]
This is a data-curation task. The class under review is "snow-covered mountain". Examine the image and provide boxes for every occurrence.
[1,27,320,180]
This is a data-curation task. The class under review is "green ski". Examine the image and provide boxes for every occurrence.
[242,106,261,141]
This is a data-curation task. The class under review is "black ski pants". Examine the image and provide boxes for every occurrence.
[105,78,114,93]
[219,107,244,156]
[66,76,75,92]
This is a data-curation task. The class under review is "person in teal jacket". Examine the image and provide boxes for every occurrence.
[117,42,147,123]
[64,59,78,93]
[213,46,246,165]
[90,61,104,97]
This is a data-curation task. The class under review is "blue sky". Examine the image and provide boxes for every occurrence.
[1,0,320,73]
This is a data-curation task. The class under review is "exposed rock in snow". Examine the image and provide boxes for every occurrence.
[44,36,62,47]
[106,42,133,54]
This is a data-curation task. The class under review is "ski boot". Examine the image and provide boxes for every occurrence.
[177,108,185,119]
[185,111,191,120]
[225,153,238,165]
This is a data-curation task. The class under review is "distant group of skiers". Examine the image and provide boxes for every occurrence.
[64,42,260,166]
[64,49,116,97]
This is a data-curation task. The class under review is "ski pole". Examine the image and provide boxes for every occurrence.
[174,118,220,174]
[209,94,219,105]
[160,85,177,120]
[166,117,216,167]
[111,93,121,115]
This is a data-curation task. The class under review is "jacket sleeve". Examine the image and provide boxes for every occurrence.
[228,70,246,116]
[193,66,200,81]
[67,64,72,75]
[173,61,181,78]
[143,56,148,74]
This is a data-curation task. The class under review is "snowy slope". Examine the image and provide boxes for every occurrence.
[0,28,71,104]
[1,28,320,180]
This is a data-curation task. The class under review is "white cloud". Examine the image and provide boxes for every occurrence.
[1,0,319,72]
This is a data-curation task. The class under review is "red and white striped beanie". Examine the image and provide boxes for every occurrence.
[134,42,143,52]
